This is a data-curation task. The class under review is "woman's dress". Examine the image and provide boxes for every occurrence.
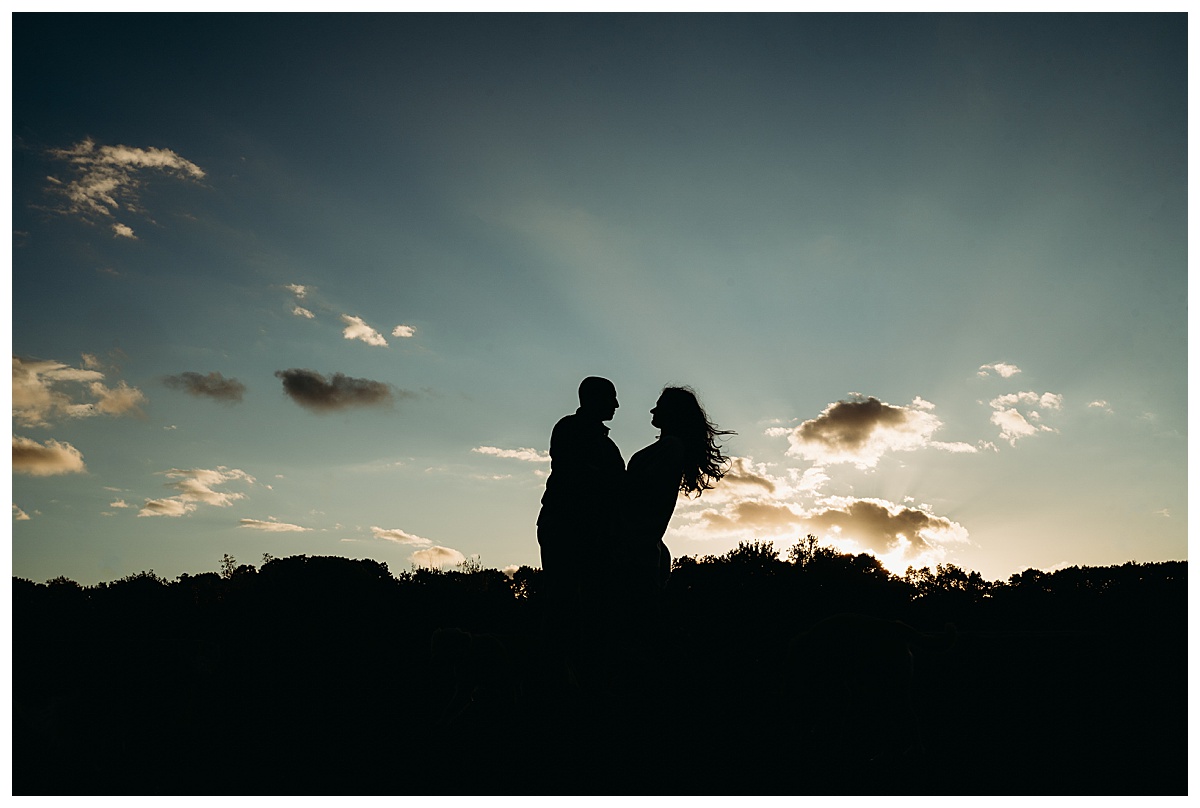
[625,435,685,589]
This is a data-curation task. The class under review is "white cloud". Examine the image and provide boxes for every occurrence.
[392,324,416,338]
[285,284,309,299]
[110,499,131,509]
[12,436,87,476]
[138,466,254,517]
[293,306,315,319]
[411,545,466,569]
[239,518,310,532]
[340,315,388,347]
[13,504,31,521]
[138,498,197,518]
[46,138,205,221]
[87,380,147,417]
[13,356,144,427]
[472,446,550,463]
[978,362,1022,378]
[371,525,433,546]
[988,391,1063,445]
[112,223,136,239]
[1088,400,1114,414]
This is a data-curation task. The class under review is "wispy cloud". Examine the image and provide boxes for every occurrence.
[371,525,433,546]
[779,395,968,469]
[978,362,1022,378]
[163,371,246,403]
[988,391,1063,445]
[13,436,87,476]
[13,504,31,521]
[13,356,145,426]
[138,498,196,518]
[340,315,388,347]
[275,368,401,413]
[411,545,466,569]
[472,446,550,463]
[720,456,779,495]
[293,306,315,319]
[88,381,147,417]
[285,284,309,299]
[1088,400,1114,414]
[137,467,254,517]
[239,518,310,532]
[45,138,205,223]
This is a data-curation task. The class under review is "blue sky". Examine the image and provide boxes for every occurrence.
[11,14,1187,585]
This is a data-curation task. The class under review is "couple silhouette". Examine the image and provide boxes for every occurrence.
[536,376,733,643]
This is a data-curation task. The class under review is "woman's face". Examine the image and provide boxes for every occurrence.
[650,396,665,429]
[651,395,680,431]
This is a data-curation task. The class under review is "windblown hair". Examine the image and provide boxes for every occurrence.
[659,386,735,497]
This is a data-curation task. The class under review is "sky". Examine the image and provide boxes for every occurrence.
[10,13,1188,586]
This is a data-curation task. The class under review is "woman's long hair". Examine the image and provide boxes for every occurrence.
[658,386,735,497]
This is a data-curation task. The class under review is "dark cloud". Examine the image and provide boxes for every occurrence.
[699,500,802,530]
[803,499,965,555]
[163,371,246,402]
[786,396,942,468]
[275,368,398,413]
[797,397,910,452]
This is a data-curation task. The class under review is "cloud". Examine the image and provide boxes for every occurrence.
[411,546,466,569]
[988,391,1063,445]
[285,284,309,299]
[138,498,197,518]
[697,499,804,531]
[720,457,778,494]
[163,371,246,403]
[275,369,398,413]
[110,499,131,509]
[341,315,388,347]
[781,395,954,469]
[13,504,31,521]
[239,518,310,532]
[1088,400,1114,414]
[45,138,205,221]
[801,496,969,560]
[371,525,433,546]
[12,436,87,476]
[293,306,315,319]
[392,325,416,338]
[138,466,254,517]
[112,223,136,239]
[978,362,1022,378]
[472,446,550,463]
[13,356,144,426]
[87,381,147,417]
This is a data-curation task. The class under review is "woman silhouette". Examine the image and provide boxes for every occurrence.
[626,386,734,591]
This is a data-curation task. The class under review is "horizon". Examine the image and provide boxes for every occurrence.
[11,14,1187,587]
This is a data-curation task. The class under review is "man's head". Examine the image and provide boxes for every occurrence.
[578,376,618,421]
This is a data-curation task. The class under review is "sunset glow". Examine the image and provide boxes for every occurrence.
[11,14,1186,586]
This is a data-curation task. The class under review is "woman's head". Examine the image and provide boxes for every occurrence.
[652,385,735,496]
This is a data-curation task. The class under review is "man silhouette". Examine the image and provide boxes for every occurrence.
[537,376,625,641]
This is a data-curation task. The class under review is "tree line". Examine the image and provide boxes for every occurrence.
[12,536,1187,795]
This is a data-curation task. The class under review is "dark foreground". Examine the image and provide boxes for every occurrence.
[12,550,1187,795]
